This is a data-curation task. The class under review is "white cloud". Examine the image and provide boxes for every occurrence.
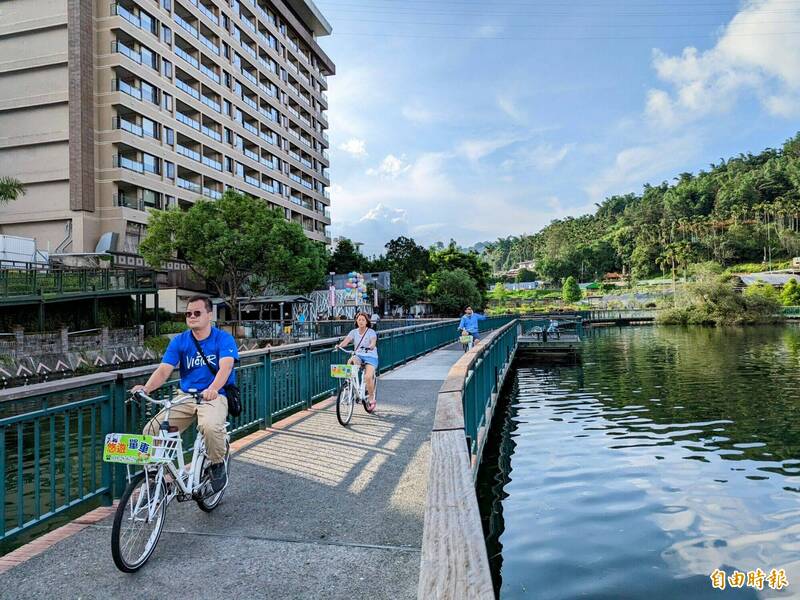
[360,203,408,225]
[401,101,437,124]
[646,0,800,127]
[366,154,411,178]
[339,138,368,157]
[584,136,700,201]
[497,94,526,123]
[504,143,574,171]
[457,136,520,163]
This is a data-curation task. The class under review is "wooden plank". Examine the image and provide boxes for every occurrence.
[433,391,465,431]
[418,430,494,600]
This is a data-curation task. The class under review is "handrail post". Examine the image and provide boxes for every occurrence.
[302,344,312,408]
[111,374,128,499]
[259,352,272,427]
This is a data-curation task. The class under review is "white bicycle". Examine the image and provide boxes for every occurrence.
[332,350,377,426]
[104,390,231,572]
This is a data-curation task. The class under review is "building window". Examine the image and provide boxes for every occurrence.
[162,25,172,45]
[164,126,174,145]
[224,71,232,88]
[161,0,171,12]
[165,195,176,209]
[165,161,175,179]
[223,42,230,59]
[163,92,172,111]
[223,99,231,116]
[142,117,158,139]
[224,127,233,144]
[225,157,233,172]
[143,153,160,175]
[162,58,172,78]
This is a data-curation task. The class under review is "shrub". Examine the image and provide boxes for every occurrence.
[144,335,171,355]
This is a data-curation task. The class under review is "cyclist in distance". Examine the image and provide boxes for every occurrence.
[457,305,487,345]
[335,312,378,411]
[131,295,238,493]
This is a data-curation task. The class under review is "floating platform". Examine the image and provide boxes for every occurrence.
[517,333,582,361]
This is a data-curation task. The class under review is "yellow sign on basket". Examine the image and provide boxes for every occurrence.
[331,364,355,379]
[460,335,473,344]
[103,433,156,465]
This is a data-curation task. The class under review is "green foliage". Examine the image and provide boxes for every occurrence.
[483,132,800,281]
[144,335,171,355]
[515,268,537,282]
[156,321,188,334]
[0,176,25,204]
[658,274,781,326]
[139,190,325,320]
[781,278,800,306]
[743,281,780,303]
[427,268,482,316]
[562,276,582,302]
[328,238,367,274]
[385,236,431,281]
[429,242,491,297]
[388,277,423,311]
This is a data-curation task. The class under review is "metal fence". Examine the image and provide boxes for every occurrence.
[0,316,511,546]
[462,321,519,454]
[0,268,156,301]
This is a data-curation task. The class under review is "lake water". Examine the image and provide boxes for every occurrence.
[477,325,800,599]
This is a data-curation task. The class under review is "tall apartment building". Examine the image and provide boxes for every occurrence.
[0,0,333,258]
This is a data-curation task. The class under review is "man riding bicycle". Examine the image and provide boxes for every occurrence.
[457,306,487,344]
[131,295,238,493]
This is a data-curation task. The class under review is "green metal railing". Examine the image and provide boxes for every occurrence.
[462,321,519,454]
[0,268,156,301]
[0,316,511,546]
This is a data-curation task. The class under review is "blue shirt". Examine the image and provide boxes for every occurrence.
[162,328,239,392]
[457,313,487,334]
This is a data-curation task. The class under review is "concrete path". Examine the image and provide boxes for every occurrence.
[0,343,466,600]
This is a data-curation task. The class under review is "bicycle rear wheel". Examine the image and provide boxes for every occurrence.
[111,470,168,572]
[197,439,231,512]
[336,383,354,426]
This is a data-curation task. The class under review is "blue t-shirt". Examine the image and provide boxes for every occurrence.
[162,328,239,392]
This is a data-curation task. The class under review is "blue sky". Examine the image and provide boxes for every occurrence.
[313,0,800,255]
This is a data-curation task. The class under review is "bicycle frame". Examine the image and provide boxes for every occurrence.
[126,392,228,500]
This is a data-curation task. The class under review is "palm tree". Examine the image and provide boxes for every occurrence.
[0,177,25,204]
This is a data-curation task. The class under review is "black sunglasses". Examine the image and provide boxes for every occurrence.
[184,310,205,318]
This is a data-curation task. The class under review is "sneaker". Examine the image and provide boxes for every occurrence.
[367,398,377,412]
[210,462,227,493]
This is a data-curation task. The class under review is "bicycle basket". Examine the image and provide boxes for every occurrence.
[331,364,355,378]
[459,335,473,344]
[150,437,182,463]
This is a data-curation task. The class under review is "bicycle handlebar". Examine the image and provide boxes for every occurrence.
[130,390,203,407]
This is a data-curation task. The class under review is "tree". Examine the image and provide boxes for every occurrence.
[328,238,366,274]
[139,190,326,321]
[562,276,582,302]
[429,242,491,294]
[388,277,423,312]
[781,277,800,306]
[0,177,25,204]
[385,236,431,280]
[427,268,482,316]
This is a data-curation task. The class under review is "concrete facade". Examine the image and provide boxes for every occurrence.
[0,0,333,254]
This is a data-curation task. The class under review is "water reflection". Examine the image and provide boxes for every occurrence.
[477,325,800,599]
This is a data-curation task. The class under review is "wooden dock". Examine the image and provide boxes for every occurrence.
[517,333,582,361]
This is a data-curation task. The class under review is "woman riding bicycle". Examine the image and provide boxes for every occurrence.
[335,312,378,411]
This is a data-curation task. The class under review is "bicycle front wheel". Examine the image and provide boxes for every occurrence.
[111,471,168,572]
[336,383,354,426]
